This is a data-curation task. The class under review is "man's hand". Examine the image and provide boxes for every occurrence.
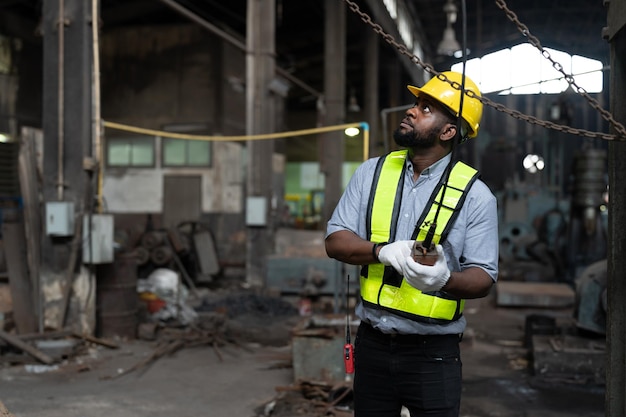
[401,244,451,292]
[377,240,413,273]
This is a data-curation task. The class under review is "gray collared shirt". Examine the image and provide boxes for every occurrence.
[326,153,499,335]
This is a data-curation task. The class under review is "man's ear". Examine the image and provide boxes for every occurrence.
[440,123,457,142]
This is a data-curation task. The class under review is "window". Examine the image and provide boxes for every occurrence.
[451,43,604,95]
[162,138,211,167]
[106,136,155,167]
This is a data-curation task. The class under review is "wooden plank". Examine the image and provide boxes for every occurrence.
[192,230,219,280]
[2,222,37,333]
[0,330,54,364]
[59,211,84,329]
[0,330,72,347]
[71,332,119,349]
[18,128,43,331]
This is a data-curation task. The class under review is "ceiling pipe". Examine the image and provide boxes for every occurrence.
[57,0,65,201]
[92,0,103,213]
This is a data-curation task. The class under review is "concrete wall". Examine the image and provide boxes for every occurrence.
[99,24,250,269]
[102,139,243,214]
[100,24,247,215]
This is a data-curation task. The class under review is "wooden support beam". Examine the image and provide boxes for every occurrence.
[0,330,54,364]
[71,332,119,349]
[2,221,37,334]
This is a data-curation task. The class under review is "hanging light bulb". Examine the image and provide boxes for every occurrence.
[437,26,461,56]
[437,0,461,56]
[443,0,457,24]
[348,89,360,113]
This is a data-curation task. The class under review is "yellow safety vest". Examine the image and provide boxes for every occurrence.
[361,150,479,324]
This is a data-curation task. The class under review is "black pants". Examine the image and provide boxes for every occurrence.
[353,322,462,417]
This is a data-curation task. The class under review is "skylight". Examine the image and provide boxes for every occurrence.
[451,43,604,95]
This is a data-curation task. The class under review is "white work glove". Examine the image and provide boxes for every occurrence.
[401,244,451,293]
[377,240,413,274]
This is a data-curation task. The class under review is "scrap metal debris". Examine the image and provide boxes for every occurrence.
[255,380,354,417]
[104,312,246,379]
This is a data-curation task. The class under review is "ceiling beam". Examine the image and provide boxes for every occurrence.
[157,0,322,99]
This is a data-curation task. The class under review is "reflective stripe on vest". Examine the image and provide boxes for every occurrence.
[360,150,479,324]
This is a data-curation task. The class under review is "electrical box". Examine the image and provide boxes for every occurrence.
[45,201,75,236]
[246,196,267,226]
[82,214,114,264]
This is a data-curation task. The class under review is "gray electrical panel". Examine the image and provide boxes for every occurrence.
[45,201,75,236]
[83,214,114,264]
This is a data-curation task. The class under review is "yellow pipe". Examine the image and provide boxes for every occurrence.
[103,120,370,160]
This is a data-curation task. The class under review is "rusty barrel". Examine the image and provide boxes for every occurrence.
[96,252,139,339]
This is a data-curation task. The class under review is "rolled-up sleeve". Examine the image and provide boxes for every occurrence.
[325,158,378,239]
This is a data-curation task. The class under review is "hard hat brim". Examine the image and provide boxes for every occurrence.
[407,85,422,98]
[407,85,457,118]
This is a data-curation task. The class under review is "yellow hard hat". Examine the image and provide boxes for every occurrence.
[407,71,482,139]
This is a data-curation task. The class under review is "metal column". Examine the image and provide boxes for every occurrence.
[606,0,626,414]
[41,0,93,313]
[320,0,346,224]
[245,0,276,288]
[364,27,380,158]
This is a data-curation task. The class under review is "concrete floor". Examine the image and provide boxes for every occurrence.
[0,292,605,417]
[1,340,294,417]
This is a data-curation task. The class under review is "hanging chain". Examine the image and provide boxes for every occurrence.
[494,0,626,139]
[343,0,626,142]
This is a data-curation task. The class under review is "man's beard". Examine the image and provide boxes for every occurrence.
[393,124,441,148]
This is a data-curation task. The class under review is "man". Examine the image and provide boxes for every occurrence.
[325,71,498,417]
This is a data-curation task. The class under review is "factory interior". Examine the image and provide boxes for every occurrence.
[0,0,624,416]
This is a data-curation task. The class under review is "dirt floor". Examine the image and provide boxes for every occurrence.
[0,288,605,417]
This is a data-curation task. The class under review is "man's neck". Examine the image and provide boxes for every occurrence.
[408,146,450,177]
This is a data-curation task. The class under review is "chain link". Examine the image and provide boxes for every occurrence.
[494,0,626,139]
[343,0,626,142]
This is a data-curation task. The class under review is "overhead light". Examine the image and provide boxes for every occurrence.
[437,0,461,56]
[347,89,360,113]
[345,127,360,137]
[269,77,291,98]
[523,154,545,174]
[443,0,458,24]
[453,48,470,58]
[437,27,461,56]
